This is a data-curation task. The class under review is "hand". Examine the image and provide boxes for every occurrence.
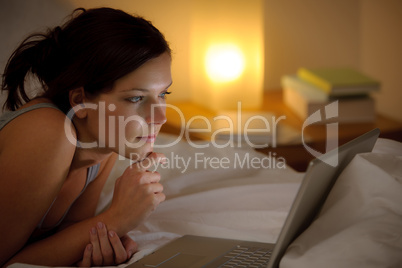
[107,152,166,234]
[77,222,137,267]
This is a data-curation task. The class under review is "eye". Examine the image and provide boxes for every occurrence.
[127,96,144,103]
[159,91,172,100]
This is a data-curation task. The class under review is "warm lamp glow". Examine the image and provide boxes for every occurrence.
[190,0,264,111]
[205,44,245,83]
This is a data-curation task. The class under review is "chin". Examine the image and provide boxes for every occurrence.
[124,144,154,162]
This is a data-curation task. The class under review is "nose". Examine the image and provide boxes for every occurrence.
[144,100,167,126]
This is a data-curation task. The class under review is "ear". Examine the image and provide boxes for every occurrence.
[69,87,87,119]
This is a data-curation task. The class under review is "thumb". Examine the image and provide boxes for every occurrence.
[121,235,138,259]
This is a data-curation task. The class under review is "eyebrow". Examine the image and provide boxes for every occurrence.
[121,81,173,93]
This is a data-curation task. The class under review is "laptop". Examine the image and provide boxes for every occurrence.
[129,128,380,268]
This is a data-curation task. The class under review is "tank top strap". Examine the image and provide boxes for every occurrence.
[0,103,61,130]
[36,163,101,230]
[87,163,101,184]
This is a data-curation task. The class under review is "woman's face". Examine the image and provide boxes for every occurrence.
[85,52,172,161]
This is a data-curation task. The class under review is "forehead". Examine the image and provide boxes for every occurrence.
[114,52,172,92]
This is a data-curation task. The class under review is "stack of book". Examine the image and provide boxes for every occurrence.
[281,67,380,123]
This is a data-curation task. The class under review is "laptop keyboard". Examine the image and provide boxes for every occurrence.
[216,245,272,268]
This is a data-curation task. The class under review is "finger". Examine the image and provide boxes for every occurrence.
[154,192,166,205]
[129,151,153,164]
[96,222,114,265]
[131,152,166,171]
[108,230,128,264]
[131,170,162,185]
[89,227,103,266]
[147,182,164,194]
[121,235,138,259]
[142,171,162,185]
[78,244,93,267]
[145,152,167,164]
[148,192,166,212]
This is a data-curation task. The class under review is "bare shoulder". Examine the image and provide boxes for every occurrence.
[0,103,76,153]
[0,104,77,181]
[0,104,77,264]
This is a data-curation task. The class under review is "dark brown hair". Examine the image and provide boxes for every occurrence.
[1,7,171,113]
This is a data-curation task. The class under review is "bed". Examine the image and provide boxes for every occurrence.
[10,133,402,268]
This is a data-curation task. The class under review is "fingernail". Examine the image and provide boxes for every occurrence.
[91,227,96,235]
[128,250,133,257]
[87,244,93,251]
[108,230,114,238]
[97,222,103,229]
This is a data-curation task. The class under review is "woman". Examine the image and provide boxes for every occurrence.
[0,7,172,267]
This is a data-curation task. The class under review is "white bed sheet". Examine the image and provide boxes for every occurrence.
[10,134,402,268]
[97,134,303,267]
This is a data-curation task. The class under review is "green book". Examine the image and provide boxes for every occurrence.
[281,75,376,123]
[297,67,380,96]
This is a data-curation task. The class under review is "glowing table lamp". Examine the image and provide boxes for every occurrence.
[190,0,264,111]
[205,44,245,83]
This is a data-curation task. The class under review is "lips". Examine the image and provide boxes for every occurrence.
[137,134,156,143]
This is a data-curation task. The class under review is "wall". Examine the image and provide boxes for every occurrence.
[0,0,72,69]
[1,0,401,121]
[263,0,361,88]
[360,0,402,122]
[0,0,73,112]
[264,0,402,122]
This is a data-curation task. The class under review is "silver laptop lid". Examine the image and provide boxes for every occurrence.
[268,128,380,268]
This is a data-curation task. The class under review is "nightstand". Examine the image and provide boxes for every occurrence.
[161,90,402,171]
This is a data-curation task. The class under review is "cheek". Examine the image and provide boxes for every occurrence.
[111,112,148,140]
[123,120,147,138]
[101,104,149,142]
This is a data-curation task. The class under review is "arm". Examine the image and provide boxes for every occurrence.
[5,154,165,266]
[2,130,164,267]
[5,211,122,266]
[0,108,76,266]
[1,108,165,266]
[57,153,119,230]
[55,154,138,266]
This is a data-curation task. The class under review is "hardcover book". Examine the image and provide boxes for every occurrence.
[282,75,376,123]
[297,67,380,96]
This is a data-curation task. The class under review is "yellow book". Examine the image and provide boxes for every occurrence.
[282,75,376,123]
[297,67,380,96]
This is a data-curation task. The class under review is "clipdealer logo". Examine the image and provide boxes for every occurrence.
[63,100,340,168]
[302,101,339,167]
[129,151,287,173]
